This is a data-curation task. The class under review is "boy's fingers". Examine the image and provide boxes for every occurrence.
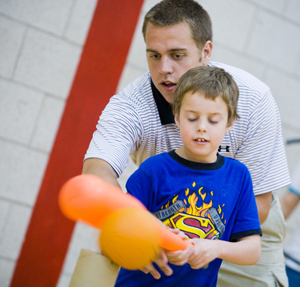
[155,249,173,276]
[140,263,161,280]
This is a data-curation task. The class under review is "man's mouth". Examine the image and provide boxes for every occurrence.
[161,81,176,88]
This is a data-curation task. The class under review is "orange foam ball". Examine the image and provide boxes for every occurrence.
[100,207,160,270]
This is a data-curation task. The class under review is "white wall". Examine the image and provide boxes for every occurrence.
[0,1,300,286]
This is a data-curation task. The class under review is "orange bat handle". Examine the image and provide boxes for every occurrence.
[59,174,192,251]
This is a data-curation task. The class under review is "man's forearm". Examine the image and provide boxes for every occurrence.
[82,158,121,188]
[280,191,300,219]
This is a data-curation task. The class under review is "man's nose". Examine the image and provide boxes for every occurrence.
[159,56,173,74]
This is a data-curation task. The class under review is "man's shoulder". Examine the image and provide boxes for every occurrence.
[108,72,154,110]
[209,61,269,93]
[119,72,152,99]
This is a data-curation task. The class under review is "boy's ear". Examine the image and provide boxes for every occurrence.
[225,120,234,134]
[174,113,180,128]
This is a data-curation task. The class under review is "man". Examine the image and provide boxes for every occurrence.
[83,0,290,286]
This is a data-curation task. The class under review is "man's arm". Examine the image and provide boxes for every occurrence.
[82,158,121,188]
[255,192,272,225]
[280,191,300,220]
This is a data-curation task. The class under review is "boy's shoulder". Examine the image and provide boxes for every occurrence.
[140,152,170,168]
[223,156,250,173]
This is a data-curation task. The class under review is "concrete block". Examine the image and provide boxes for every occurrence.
[281,128,300,173]
[284,0,300,24]
[117,64,147,93]
[204,0,256,52]
[264,68,300,131]
[0,16,26,78]
[246,10,300,73]
[0,258,15,287]
[141,0,161,14]
[0,0,73,36]
[0,200,11,236]
[117,158,137,192]
[0,203,31,260]
[14,28,81,99]
[212,45,265,80]
[0,79,43,145]
[0,140,47,205]
[30,95,65,153]
[64,0,98,45]
[126,10,148,72]
[295,53,300,79]
[247,0,285,14]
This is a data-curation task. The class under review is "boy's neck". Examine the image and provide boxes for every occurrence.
[175,146,218,164]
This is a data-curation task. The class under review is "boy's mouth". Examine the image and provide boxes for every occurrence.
[195,138,208,142]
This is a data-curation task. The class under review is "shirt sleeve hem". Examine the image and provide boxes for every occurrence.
[229,229,262,242]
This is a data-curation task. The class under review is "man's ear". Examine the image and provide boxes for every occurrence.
[202,41,213,66]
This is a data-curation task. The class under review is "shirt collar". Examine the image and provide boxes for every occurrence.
[151,80,175,125]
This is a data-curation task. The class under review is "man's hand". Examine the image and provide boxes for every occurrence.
[255,192,272,224]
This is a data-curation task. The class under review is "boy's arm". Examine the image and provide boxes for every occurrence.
[214,235,261,266]
[168,235,261,269]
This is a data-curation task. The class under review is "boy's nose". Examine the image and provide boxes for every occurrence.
[197,120,207,132]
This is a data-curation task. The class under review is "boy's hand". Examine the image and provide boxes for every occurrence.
[187,238,218,269]
[139,248,173,279]
[139,228,190,279]
[165,228,194,266]
[166,244,195,266]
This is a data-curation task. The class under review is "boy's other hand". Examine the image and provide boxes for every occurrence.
[188,238,217,269]
[139,248,173,279]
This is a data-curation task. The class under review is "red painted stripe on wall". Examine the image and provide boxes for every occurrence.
[10,0,144,286]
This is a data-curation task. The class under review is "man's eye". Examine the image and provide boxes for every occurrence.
[173,54,183,59]
[150,54,160,59]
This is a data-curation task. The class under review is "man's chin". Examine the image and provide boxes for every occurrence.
[160,92,174,105]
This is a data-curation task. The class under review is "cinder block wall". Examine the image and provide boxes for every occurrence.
[0,1,300,286]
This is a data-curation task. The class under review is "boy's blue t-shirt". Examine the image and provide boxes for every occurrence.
[115,151,261,287]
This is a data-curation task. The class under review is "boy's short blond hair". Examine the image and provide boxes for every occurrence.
[173,66,240,126]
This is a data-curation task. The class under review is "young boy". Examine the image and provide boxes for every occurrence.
[115,66,262,287]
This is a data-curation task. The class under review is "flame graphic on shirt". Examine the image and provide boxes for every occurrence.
[160,182,225,240]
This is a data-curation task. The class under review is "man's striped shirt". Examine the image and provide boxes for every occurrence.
[85,62,290,195]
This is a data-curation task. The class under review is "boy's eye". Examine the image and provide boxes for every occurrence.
[209,119,219,124]
[188,118,197,122]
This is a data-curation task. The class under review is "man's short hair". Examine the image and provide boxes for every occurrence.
[142,0,213,51]
[173,66,240,126]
